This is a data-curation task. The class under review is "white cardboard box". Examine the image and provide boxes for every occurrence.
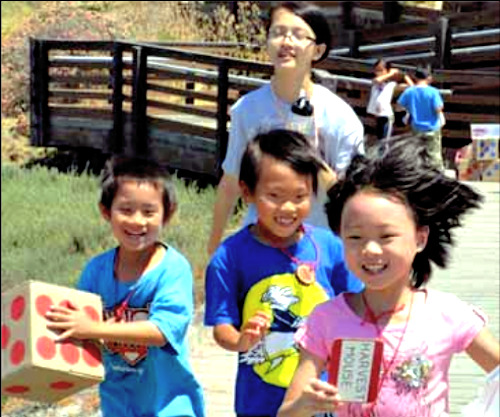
[1,280,104,402]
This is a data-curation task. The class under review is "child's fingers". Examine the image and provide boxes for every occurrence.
[309,378,339,399]
[45,310,68,322]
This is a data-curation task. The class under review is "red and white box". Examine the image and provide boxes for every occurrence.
[1,280,104,402]
[328,338,384,403]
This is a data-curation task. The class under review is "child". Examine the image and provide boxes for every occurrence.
[204,129,364,417]
[366,60,410,141]
[277,136,500,417]
[397,67,446,170]
[207,1,364,255]
[46,156,205,417]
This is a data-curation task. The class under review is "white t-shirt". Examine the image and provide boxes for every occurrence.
[222,83,364,228]
[367,80,397,117]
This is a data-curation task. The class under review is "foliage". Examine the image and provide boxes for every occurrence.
[1,1,128,118]
[199,1,268,61]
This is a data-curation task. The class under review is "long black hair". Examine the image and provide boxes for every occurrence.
[326,135,483,288]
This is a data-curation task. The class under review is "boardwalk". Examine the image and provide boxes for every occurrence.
[190,181,500,417]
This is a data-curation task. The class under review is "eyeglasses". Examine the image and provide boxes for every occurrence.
[268,26,316,43]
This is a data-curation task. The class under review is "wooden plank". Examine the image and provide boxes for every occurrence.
[49,105,112,120]
[49,74,113,86]
[148,115,217,139]
[451,33,500,48]
[445,112,500,123]
[448,6,500,28]
[359,22,430,44]
[147,99,217,119]
[444,94,500,106]
[147,83,217,102]
[49,89,111,101]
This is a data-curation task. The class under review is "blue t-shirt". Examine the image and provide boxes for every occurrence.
[398,85,444,132]
[204,225,363,416]
[78,244,205,417]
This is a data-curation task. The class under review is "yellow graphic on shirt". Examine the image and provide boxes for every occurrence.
[240,273,329,388]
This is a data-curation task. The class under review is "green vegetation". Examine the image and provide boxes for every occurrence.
[1,164,243,304]
[1,1,35,38]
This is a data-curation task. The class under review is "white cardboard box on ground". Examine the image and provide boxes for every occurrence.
[1,280,104,403]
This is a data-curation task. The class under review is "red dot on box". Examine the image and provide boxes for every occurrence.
[36,294,54,317]
[37,336,56,360]
[82,341,102,367]
[4,385,30,394]
[60,342,80,365]
[84,305,100,321]
[11,296,25,321]
[10,340,25,365]
[50,381,75,390]
[2,325,10,349]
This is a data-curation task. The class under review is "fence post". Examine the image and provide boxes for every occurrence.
[434,16,451,69]
[215,59,229,179]
[111,42,124,154]
[185,81,195,105]
[347,29,360,58]
[131,46,149,157]
[30,38,49,147]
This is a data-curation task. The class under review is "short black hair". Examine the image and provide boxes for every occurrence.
[374,59,391,70]
[239,129,322,194]
[100,156,177,223]
[267,1,332,63]
[415,67,430,80]
[326,135,483,288]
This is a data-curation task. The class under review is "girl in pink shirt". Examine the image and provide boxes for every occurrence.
[278,136,500,417]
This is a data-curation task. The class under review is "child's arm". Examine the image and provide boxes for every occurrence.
[46,303,166,346]
[277,348,340,417]
[213,310,270,352]
[373,68,399,84]
[466,327,500,373]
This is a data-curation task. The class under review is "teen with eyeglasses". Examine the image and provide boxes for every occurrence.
[207,1,365,257]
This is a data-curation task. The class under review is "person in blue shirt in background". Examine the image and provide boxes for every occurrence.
[205,129,363,417]
[46,156,205,417]
[398,67,446,170]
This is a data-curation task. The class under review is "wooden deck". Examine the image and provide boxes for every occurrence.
[190,181,500,417]
[432,181,499,416]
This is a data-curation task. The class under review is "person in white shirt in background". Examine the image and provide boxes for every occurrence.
[367,59,412,141]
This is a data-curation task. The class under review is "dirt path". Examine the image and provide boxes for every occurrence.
[189,319,237,417]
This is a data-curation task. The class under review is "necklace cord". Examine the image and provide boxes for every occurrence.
[360,291,415,415]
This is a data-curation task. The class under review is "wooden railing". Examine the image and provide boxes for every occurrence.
[30,38,499,180]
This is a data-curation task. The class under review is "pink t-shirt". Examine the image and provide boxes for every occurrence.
[295,289,486,417]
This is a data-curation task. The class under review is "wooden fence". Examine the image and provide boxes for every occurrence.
[30,38,499,180]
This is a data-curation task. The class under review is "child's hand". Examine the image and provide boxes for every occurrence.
[295,378,341,414]
[237,311,271,352]
[45,302,99,342]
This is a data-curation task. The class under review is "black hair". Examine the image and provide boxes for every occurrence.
[267,1,332,63]
[415,67,430,80]
[325,135,483,288]
[100,156,177,223]
[374,59,391,70]
[239,129,322,194]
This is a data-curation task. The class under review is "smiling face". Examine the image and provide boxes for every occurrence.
[243,155,313,246]
[340,190,428,294]
[100,178,165,254]
[266,7,325,73]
